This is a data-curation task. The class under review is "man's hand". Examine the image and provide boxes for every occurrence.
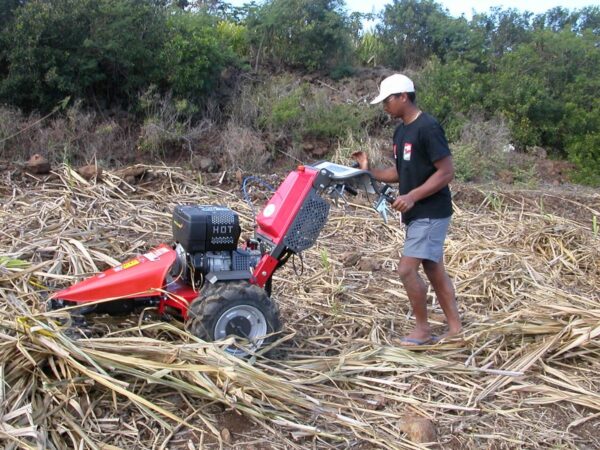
[351,151,369,170]
[392,194,415,213]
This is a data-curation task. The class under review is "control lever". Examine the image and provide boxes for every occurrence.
[374,184,395,223]
[328,183,356,207]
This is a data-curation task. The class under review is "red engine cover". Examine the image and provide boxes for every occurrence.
[51,244,176,303]
[255,166,318,244]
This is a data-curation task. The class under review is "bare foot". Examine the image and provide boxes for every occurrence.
[399,327,432,346]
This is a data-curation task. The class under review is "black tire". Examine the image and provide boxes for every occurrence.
[185,281,281,356]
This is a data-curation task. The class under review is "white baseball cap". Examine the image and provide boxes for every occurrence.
[370,74,415,105]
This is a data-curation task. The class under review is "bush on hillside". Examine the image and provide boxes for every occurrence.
[245,0,353,72]
[0,0,168,111]
[162,11,238,104]
[567,133,600,186]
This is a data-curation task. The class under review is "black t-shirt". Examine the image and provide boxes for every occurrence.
[393,112,452,224]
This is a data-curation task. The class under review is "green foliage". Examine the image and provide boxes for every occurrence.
[259,82,377,142]
[417,58,486,141]
[0,0,168,111]
[0,0,241,112]
[162,11,236,103]
[246,0,354,71]
[329,64,355,80]
[489,29,599,150]
[567,132,600,186]
[216,20,249,58]
[303,101,371,140]
[356,32,384,67]
[451,144,479,182]
[377,0,474,68]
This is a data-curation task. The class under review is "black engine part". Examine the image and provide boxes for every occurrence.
[173,205,241,252]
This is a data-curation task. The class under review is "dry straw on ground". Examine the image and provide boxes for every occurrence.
[0,164,599,449]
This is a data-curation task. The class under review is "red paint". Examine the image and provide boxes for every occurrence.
[256,167,318,244]
[251,254,279,287]
[160,280,198,319]
[51,244,176,303]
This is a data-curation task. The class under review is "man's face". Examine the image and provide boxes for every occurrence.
[383,92,406,118]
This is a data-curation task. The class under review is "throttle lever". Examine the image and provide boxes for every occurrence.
[374,184,395,224]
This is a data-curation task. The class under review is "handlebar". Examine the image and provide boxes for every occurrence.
[309,161,396,223]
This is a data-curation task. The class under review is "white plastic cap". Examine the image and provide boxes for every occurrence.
[370,74,415,105]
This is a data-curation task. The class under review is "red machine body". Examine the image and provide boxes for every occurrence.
[48,161,381,353]
[51,244,176,303]
[255,166,318,244]
[50,166,324,319]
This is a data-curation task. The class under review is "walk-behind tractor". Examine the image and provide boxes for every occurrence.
[49,162,395,355]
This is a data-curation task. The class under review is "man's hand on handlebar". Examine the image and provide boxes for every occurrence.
[351,151,369,171]
[392,193,415,213]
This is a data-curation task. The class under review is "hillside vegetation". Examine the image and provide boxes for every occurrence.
[0,0,599,185]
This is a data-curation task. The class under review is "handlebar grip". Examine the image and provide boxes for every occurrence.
[344,185,358,196]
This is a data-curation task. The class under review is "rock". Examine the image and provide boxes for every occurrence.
[220,428,232,444]
[26,154,51,175]
[341,251,362,267]
[192,156,217,173]
[400,417,437,443]
[199,157,216,172]
[311,147,328,157]
[119,166,146,178]
[532,146,547,159]
[302,143,315,151]
[78,164,103,181]
[358,257,381,272]
[118,166,147,185]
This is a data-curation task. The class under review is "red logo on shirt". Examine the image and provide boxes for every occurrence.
[403,143,412,161]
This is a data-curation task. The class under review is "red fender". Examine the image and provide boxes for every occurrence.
[51,244,177,303]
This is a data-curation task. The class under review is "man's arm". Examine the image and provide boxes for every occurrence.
[370,166,399,183]
[392,156,454,212]
[351,151,399,183]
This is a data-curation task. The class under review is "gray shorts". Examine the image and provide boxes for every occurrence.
[403,217,451,263]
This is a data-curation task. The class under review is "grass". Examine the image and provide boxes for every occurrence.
[0,164,599,448]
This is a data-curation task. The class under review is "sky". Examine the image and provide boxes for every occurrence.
[227,0,596,19]
[346,0,595,19]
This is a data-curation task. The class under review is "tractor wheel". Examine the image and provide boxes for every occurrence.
[185,281,281,356]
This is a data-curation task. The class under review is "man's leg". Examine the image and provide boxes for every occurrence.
[398,256,431,343]
[422,259,461,336]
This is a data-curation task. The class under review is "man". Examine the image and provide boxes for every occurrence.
[352,74,461,345]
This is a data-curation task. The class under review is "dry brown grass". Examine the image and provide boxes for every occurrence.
[0,104,138,167]
[0,165,599,449]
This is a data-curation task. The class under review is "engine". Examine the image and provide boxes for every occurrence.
[171,205,261,285]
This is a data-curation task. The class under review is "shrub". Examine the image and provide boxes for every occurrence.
[567,132,600,186]
[417,58,487,142]
[162,11,237,104]
[303,96,375,140]
[246,0,353,71]
[0,103,136,165]
[355,32,384,67]
[216,20,249,59]
[451,113,539,184]
[219,121,270,172]
[138,87,210,161]
[0,0,168,111]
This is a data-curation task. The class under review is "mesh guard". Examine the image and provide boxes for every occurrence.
[283,190,329,253]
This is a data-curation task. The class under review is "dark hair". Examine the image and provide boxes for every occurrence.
[407,92,416,103]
